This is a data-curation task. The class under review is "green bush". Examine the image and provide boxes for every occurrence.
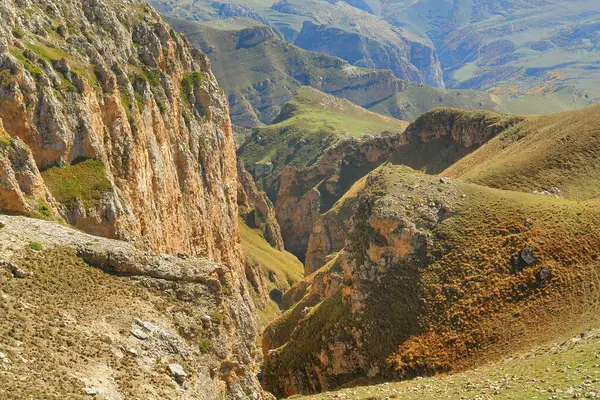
[37,199,51,217]
[29,242,43,251]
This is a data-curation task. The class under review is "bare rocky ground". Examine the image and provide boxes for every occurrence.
[0,215,262,399]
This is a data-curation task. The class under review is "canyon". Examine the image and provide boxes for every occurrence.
[1,0,600,399]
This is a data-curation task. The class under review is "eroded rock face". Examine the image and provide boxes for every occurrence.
[274,134,406,265]
[264,165,600,396]
[0,121,55,215]
[295,21,444,88]
[0,1,263,398]
[0,0,240,267]
[237,161,284,251]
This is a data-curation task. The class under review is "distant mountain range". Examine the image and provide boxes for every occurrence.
[151,0,600,102]
[153,0,598,127]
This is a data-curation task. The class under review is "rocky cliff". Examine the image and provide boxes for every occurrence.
[295,21,444,88]
[281,107,521,269]
[264,165,600,396]
[0,0,264,398]
[0,0,239,265]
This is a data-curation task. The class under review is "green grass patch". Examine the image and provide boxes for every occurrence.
[11,27,25,39]
[29,242,43,251]
[181,72,206,105]
[37,199,51,217]
[26,42,69,62]
[9,46,43,79]
[240,219,304,291]
[41,159,112,209]
[0,136,10,148]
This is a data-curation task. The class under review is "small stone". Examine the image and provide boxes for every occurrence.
[439,177,451,183]
[131,328,149,340]
[83,387,99,396]
[141,321,158,333]
[168,363,187,381]
[520,247,537,266]
[201,315,212,323]
[126,348,138,357]
[539,266,552,281]
[134,318,158,333]
[12,268,29,278]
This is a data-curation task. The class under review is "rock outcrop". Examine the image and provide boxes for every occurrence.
[275,135,404,264]
[0,0,240,265]
[263,165,600,396]
[0,1,264,398]
[277,108,520,269]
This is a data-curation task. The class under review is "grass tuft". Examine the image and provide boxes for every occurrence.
[41,159,112,209]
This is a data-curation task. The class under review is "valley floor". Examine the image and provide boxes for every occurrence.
[292,329,600,400]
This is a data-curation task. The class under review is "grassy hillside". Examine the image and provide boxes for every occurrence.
[264,164,600,396]
[164,18,406,127]
[272,87,409,137]
[240,219,304,326]
[164,16,588,128]
[241,219,304,291]
[444,104,600,200]
[293,327,600,399]
[238,87,407,199]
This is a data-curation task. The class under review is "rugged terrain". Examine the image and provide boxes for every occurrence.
[238,87,408,260]
[161,14,591,128]
[296,328,600,399]
[0,215,261,399]
[0,0,268,398]
[151,0,445,87]
[383,0,600,101]
[150,0,600,109]
[262,104,600,397]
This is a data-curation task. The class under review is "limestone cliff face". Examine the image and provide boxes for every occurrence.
[304,175,367,274]
[275,134,404,264]
[0,121,55,215]
[0,1,263,398]
[295,21,444,88]
[402,108,524,150]
[237,160,284,251]
[0,0,240,267]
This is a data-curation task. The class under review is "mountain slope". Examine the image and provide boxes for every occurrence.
[376,0,600,102]
[162,19,411,127]
[0,0,264,397]
[443,104,600,200]
[264,164,600,396]
[238,87,408,259]
[296,327,600,399]
[163,17,589,128]
[151,0,444,87]
[262,104,600,396]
